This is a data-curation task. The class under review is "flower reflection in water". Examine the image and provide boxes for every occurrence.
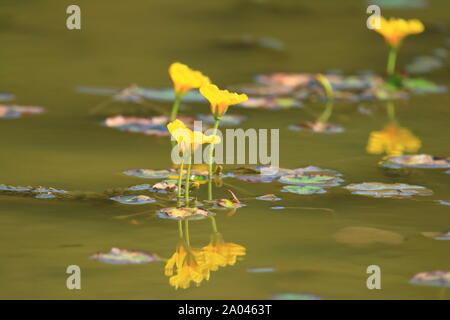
[366,102,421,158]
[165,217,246,289]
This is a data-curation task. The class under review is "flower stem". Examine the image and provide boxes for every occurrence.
[208,118,221,201]
[317,100,334,124]
[176,160,184,206]
[184,219,190,247]
[209,216,218,233]
[178,219,184,239]
[386,101,397,124]
[185,154,193,207]
[170,94,182,121]
[387,46,398,77]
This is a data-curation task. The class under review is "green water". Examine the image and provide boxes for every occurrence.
[1,0,449,299]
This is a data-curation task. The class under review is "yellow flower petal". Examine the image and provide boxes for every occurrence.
[169,62,210,96]
[200,84,248,118]
[373,16,424,47]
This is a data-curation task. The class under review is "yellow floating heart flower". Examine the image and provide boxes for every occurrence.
[167,119,221,153]
[201,233,246,271]
[372,17,424,48]
[200,84,248,119]
[367,124,421,157]
[169,62,211,96]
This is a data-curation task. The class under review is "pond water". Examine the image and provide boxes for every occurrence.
[0,0,449,299]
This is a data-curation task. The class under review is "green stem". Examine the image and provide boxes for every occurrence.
[387,46,398,77]
[317,100,334,124]
[184,219,190,247]
[178,220,184,239]
[208,118,221,201]
[170,94,182,121]
[176,160,184,206]
[185,155,193,207]
[209,216,219,233]
[386,101,397,124]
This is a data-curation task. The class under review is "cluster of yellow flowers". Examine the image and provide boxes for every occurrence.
[366,124,421,157]
[165,234,246,289]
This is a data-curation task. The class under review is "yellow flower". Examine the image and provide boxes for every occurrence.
[169,62,210,96]
[372,17,424,47]
[367,124,421,157]
[165,243,210,290]
[201,233,246,271]
[167,119,221,153]
[200,84,248,118]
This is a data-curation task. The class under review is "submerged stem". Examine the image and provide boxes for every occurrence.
[208,118,221,201]
[185,219,190,247]
[185,155,193,207]
[209,216,219,233]
[386,101,397,124]
[178,219,184,239]
[176,160,184,206]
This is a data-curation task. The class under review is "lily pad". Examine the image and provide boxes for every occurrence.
[279,173,343,187]
[138,88,206,103]
[157,207,211,220]
[288,122,344,134]
[380,154,450,169]
[437,200,450,206]
[233,175,277,183]
[281,185,326,195]
[409,271,450,288]
[271,206,286,210]
[239,97,302,110]
[0,105,45,119]
[344,182,433,198]
[128,184,152,191]
[35,193,57,199]
[197,114,247,126]
[109,195,156,205]
[123,169,172,179]
[0,185,33,192]
[256,194,281,201]
[256,73,313,88]
[334,226,404,246]
[228,84,292,96]
[406,56,444,74]
[151,180,178,192]
[367,0,428,9]
[31,187,67,194]
[90,247,162,265]
[0,93,15,101]
[402,78,447,94]
[271,293,322,300]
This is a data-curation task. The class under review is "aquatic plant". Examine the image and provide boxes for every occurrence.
[371,17,425,76]
[199,84,248,199]
[168,62,210,121]
[167,119,221,206]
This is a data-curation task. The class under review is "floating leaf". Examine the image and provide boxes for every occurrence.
[279,173,343,187]
[380,154,450,169]
[367,0,428,9]
[409,271,450,288]
[281,185,326,195]
[0,184,32,192]
[271,206,286,210]
[406,56,444,74]
[425,231,450,241]
[217,34,285,51]
[228,84,292,96]
[256,73,313,88]
[289,122,344,134]
[151,180,178,192]
[334,226,404,246]
[271,293,322,300]
[35,193,57,199]
[0,93,15,102]
[138,88,206,103]
[123,169,172,179]
[402,78,447,94]
[256,194,281,201]
[110,195,156,205]
[31,187,67,194]
[239,97,302,110]
[128,184,152,191]
[214,198,243,209]
[90,247,162,265]
[247,267,275,273]
[197,114,247,126]
[0,105,45,119]
[157,207,211,220]
[344,182,433,198]
[437,200,450,206]
[233,175,277,183]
